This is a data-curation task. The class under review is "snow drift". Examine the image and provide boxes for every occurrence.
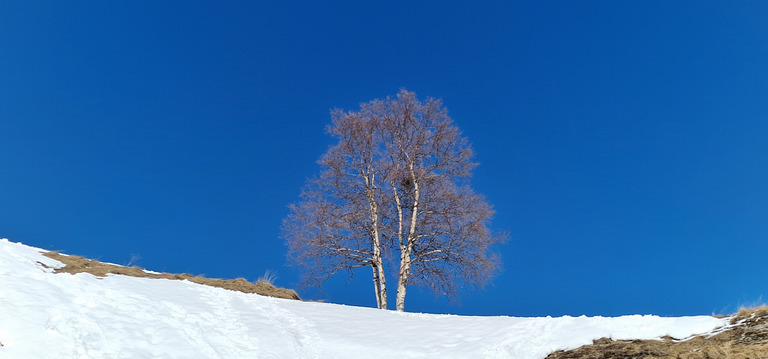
[0,239,727,358]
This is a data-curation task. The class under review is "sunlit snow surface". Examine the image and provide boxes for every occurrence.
[0,239,727,359]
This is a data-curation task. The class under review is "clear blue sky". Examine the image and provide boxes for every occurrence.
[2,1,767,317]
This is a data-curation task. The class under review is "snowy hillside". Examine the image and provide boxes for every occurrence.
[0,239,727,359]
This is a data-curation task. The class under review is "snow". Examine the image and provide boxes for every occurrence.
[0,238,728,359]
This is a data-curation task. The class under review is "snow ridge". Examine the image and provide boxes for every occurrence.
[0,239,727,359]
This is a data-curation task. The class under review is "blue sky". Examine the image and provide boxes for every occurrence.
[2,1,767,317]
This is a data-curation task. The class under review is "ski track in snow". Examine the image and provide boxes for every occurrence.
[0,239,728,359]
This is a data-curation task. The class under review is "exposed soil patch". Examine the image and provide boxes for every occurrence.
[41,251,300,300]
[546,307,768,359]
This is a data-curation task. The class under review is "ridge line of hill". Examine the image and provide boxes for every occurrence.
[41,250,300,300]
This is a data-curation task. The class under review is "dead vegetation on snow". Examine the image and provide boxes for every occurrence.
[40,251,300,300]
[547,306,768,359]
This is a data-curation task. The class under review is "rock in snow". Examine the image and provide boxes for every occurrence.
[0,238,727,359]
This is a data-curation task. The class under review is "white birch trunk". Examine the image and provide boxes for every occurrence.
[391,181,405,311]
[396,252,410,311]
[372,246,387,309]
[396,166,419,311]
[371,265,381,309]
[364,173,387,309]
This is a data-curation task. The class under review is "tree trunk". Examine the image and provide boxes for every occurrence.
[373,249,387,309]
[396,166,420,311]
[365,173,387,309]
[371,265,381,309]
[396,249,411,311]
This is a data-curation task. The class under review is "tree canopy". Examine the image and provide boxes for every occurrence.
[283,89,505,311]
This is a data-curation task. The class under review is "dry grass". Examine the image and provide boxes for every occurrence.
[547,306,768,359]
[41,251,300,300]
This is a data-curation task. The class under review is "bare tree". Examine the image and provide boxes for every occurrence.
[283,109,389,308]
[373,90,504,311]
[283,89,504,311]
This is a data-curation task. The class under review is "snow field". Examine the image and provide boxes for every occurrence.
[0,239,728,359]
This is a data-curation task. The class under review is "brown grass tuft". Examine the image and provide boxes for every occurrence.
[41,251,300,300]
[733,306,768,324]
[547,307,768,359]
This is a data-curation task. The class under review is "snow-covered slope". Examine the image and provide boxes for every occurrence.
[0,239,727,359]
